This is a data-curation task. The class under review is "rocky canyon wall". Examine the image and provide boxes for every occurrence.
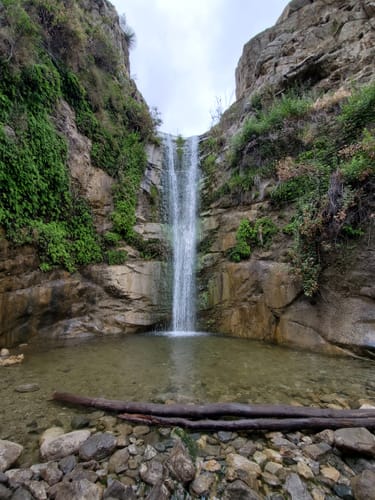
[0,0,168,347]
[198,0,375,357]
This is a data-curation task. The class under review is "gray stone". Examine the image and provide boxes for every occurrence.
[223,479,262,500]
[104,479,134,499]
[0,472,7,483]
[14,384,40,393]
[139,460,164,486]
[0,483,12,499]
[6,469,33,490]
[351,470,375,500]
[39,462,62,486]
[145,482,170,500]
[0,440,23,472]
[166,440,195,484]
[58,454,77,474]
[79,432,117,461]
[108,448,129,474]
[10,487,33,500]
[71,415,90,430]
[40,429,90,461]
[217,431,235,443]
[24,480,48,500]
[191,473,214,496]
[284,473,312,500]
[64,465,98,483]
[334,428,375,456]
[53,479,102,500]
[303,442,331,460]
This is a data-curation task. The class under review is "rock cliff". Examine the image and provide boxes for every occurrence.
[0,0,167,347]
[198,0,375,357]
[236,0,375,103]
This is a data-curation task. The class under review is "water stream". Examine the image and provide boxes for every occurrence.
[165,135,199,332]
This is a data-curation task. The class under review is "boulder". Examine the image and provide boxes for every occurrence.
[334,428,375,456]
[351,470,375,500]
[78,432,117,461]
[0,440,23,472]
[40,428,90,461]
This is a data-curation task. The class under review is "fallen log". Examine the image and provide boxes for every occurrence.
[118,413,375,431]
[52,391,375,419]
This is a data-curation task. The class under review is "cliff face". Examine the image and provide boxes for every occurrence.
[236,0,375,103]
[0,0,167,347]
[198,0,375,357]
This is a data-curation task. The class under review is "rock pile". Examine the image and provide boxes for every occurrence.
[1,413,375,499]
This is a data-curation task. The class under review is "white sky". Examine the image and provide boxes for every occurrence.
[110,0,290,136]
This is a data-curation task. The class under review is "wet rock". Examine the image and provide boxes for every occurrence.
[71,415,90,430]
[334,428,375,456]
[226,453,261,488]
[40,429,90,461]
[39,462,62,486]
[52,478,103,500]
[0,440,23,472]
[58,454,77,474]
[166,440,195,484]
[97,416,117,432]
[104,479,135,499]
[0,354,24,366]
[139,460,164,486]
[284,473,312,500]
[0,471,8,483]
[133,425,150,437]
[223,479,262,499]
[191,473,214,496]
[108,448,129,474]
[14,383,40,393]
[79,432,116,461]
[0,483,11,498]
[351,470,375,500]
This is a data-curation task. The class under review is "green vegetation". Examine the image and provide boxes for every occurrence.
[231,92,312,166]
[0,0,158,271]
[223,82,375,296]
[230,217,278,262]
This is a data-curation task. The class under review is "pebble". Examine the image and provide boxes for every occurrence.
[14,383,40,393]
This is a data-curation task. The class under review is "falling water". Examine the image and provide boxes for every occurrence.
[165,135,200,332]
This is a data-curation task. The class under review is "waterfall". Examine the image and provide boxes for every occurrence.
[164,135,199,332]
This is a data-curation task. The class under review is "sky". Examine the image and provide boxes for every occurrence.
[110,0,290,136]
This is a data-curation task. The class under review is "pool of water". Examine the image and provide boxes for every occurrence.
[1,332,375,458]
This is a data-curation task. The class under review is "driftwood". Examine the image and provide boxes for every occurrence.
[52,391,375,431]
[118,413,375,431]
